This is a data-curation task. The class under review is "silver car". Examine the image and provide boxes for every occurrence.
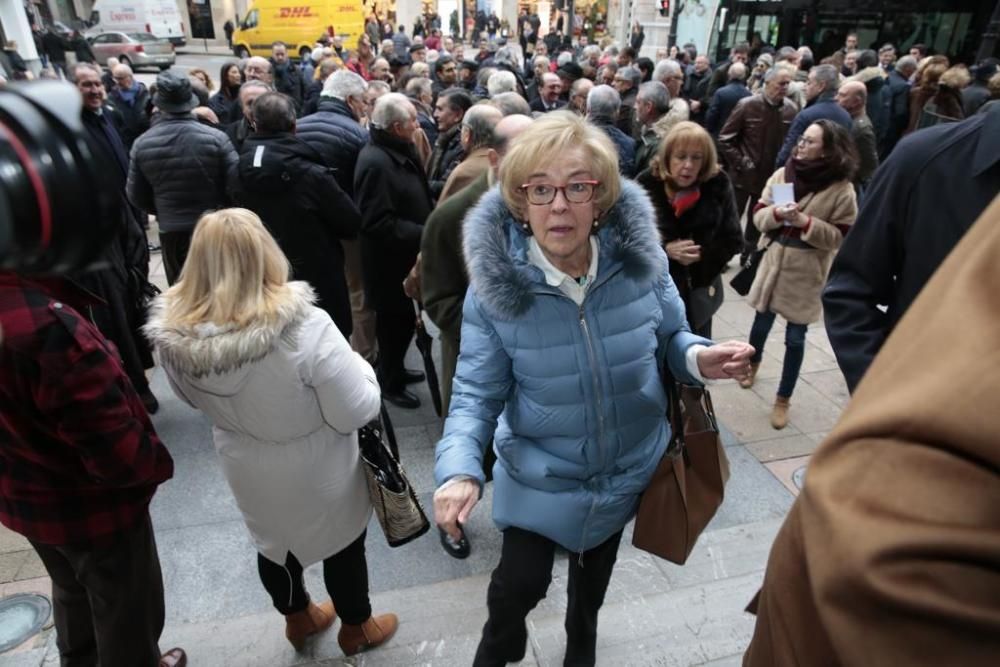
[88,31,176,71]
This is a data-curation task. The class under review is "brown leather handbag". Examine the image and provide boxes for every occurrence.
[632,377,730,564]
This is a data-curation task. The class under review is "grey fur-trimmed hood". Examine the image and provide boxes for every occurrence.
[143,281,316,380]
[462,179,667,319]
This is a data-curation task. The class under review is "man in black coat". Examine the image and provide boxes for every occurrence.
[106,64,151,149]
[529,72,566,113]
[42,29,67,75]
[823,104,1000,393]
[73,63,158,412]
[881,55,917,157]
[296,70,378,360]
[706,62,751,136]
[236,93,361,337]
[354,93,434,409]
[428,87,473,199]
[269,41,306,111]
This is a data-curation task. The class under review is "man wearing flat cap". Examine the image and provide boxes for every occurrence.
[127,71,239,285]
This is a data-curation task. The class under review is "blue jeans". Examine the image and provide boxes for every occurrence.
[748,310,807,399]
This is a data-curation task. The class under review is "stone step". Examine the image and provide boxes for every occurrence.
[150,518,779,666]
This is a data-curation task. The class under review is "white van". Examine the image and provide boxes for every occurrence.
[88,0,187,46]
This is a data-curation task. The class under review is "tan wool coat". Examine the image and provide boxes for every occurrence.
[744,194,1000,666]
[748,168,857,324]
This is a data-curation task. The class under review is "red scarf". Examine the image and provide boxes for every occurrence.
[670,187,701,218]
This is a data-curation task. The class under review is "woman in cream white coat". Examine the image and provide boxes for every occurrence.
[740,120,858,429]
[144,208,398,656]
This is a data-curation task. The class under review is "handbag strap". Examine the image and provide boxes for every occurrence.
[662,367,685,450]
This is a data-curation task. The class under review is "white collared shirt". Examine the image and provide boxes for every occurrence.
[527,236,599,306]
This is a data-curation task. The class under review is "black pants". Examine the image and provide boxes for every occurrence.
[160,229,193,286]
[374,286,416,393]
[256,529,372,624]
[29,513,165,667]
[734,186,761,262]
[473,527,624,667]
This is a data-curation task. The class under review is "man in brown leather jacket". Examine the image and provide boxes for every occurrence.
[718,65,798,264]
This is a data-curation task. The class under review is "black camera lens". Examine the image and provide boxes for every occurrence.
[0,81,120,274]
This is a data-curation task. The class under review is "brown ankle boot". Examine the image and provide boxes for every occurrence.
[338,613,399,656]
[771,395,791,430]
[739,362,760,389]
[285,600,336,651]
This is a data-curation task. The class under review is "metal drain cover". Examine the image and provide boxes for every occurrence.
[0,594,51,652]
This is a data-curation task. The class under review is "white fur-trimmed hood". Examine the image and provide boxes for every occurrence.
[143,281,316,380]
[462,179,667,320]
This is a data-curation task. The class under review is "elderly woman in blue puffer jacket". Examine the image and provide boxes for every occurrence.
[433,111,754,667]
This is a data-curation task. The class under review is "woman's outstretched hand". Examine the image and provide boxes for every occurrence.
[433,479,480,541]
[697,341,756,382]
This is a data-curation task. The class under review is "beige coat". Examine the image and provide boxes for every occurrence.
[438,147,491,203]
[744,194,1000,666]
[748,168,857,324]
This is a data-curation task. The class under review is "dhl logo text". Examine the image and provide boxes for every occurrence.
[278,7,316,17]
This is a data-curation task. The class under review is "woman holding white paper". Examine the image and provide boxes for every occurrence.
[740,120,859,429]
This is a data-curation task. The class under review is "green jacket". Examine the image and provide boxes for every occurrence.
[421,171,491,340]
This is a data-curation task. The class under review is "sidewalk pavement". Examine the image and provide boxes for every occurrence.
[0,232,849,665]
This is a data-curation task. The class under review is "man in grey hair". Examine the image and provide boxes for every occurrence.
[612,64,642,135]
[775,63,851,166]
[706,61,751,136]
[296,69,376,359]
[491,91,532,116]
[633,81,673,175]
[438,103,503,201]
[587,84,635,176]
[225,79,274,151]
[354,93,434,409]
[487,70,517,97]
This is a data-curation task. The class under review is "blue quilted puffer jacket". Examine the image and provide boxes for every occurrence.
[434,180,713,553]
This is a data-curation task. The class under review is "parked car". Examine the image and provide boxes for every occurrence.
[88,31,175,71]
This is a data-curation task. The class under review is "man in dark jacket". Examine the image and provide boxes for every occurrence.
[612,64,641,137]
[587,84,635,177]
[848,50,889,148]
[70,31,95,64]
[718,66,797,263]
[269,41,306,110]
[529,72,566,112]
[74,63,159,412]
[704,42,750,104]
[295,70,378,360]
[775,64,852,167]
[962,59,998,117]
[354,93,435,409]
[428,87,473,198]
[0,272,184,667]
[107,64,150,149]
[223,80,272,151]
[881,55,917,157]
[41,28,67,74]
[822,104,1000,393]
[706,62,751,136]
[837,81,879,190]
[236,93,361,336]
[127,71,239,285]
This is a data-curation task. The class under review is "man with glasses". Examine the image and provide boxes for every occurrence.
[612,65,642,136]
[244,56,274,85]
[569,77,594,115]
[719,65,797,265]
[775,64,852,167]
[107,63,150,149]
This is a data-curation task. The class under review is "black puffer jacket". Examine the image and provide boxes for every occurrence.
[236,134,361,336]
[107,84,151,149]
[296,97,369,197]
[127,114,239,232]
[637,168,742,305]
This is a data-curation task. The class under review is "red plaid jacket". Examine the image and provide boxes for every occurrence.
[0,272,173,546]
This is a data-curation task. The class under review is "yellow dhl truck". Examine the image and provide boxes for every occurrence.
[231,0,365,59]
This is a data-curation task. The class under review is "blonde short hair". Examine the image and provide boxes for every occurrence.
[650,121,720,184]
[499,110,621,219]
[939,64,971,89]
[160,208,292,328]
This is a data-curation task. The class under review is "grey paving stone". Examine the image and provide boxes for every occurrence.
[0,551,28,584]
[13,552,46,582]
[529,572,762,667]
[744,434,820,462]
[750,379,842,434]
[0,526,31,555]
[0,648,48,667]
[709,383,803,444]
[149,445,242,531]
[706,446,795,532]
[800,369,851,410]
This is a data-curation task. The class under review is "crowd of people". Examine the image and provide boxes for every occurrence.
[1,18,999,667]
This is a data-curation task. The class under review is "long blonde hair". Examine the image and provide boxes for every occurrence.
[160,208,292,328]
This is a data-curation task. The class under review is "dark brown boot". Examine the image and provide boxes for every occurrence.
[337,613,399,656]
[285,600,336,651]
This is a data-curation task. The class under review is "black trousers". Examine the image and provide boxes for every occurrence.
[160,229,193,286]
[734,186,761,262]
[473,527,624,667]
[29,513,165,667]
[374,286,416,393]
[256,529,372,624]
